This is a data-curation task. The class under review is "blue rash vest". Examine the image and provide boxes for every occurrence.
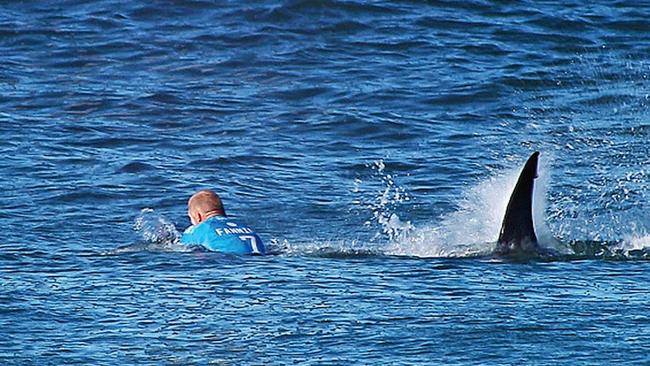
[180,216,265,255]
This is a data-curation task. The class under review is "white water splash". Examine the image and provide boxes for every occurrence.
[364,160,413,242]
[132,208,184,248]
[386,154,568,258]
[107,209,189,255]
[533,153,572,255]
[385,171,514,258]
[622,234,650,251]
[616,224,650,255]
[280,159,416,257]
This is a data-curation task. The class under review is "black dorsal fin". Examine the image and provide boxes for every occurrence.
[496,152,540,256]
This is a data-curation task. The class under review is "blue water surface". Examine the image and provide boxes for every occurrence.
[1,1,650,364]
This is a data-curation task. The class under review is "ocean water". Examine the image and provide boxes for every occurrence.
[2,1,650,364]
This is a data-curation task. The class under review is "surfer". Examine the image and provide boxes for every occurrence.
[180,190,266,255]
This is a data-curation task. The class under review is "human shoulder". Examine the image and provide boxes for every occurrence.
[182,220,210,238]
[183,224,198,235]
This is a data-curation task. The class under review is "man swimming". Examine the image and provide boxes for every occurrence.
[179,190,265,255]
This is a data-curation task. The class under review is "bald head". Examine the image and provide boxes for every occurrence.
[187,190,226,225]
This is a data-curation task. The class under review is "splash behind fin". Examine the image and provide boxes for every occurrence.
[495,152,540,257]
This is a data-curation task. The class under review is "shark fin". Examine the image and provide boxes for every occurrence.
[495,151,540,257]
